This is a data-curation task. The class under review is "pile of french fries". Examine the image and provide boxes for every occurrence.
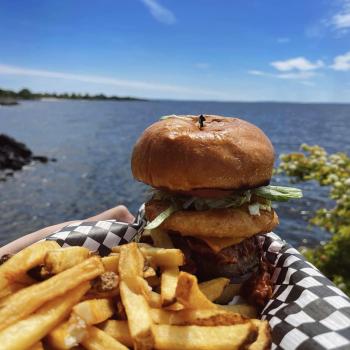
[0,233,271,350]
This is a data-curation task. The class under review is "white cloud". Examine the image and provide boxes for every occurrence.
[330,51,350,71]
[140,0,176,25]
[248,70,268,76]
[248,69,317,86]
[276,71,317,80]
[306,1,350,37]
[0,64,227,97]
[277,37,290,44]
[195,62,210,69]
[330,0,350,31]
[270,57,324,72]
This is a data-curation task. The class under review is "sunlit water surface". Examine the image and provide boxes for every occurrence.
[1,100,349,247]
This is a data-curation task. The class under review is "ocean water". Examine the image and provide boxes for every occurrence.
[0,100,349,247]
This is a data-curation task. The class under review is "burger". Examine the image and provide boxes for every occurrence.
[131,115,302,305]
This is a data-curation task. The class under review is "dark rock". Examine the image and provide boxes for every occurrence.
[0,134,32,170]
[32,155,48,163]
[0,97,18,106]
[0,134,55,174]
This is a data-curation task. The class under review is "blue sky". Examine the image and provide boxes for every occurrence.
[0,0,349,102]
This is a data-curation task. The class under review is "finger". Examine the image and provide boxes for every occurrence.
[0,206,135,256]
[87,205,135,223]
[0,220,79,256]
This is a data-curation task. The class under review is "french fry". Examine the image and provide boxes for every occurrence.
[150,228,174,248]
[150,308,247,326]
[72,298,114,325]
[0,282,33,302]
[118,243,144,292]
[100,320,133,347]
[176,272,217,310]
[119,242,161,305]
[138,277,162,308]
[47,298,114,349]
[140,247,184,267]
[249,320,271,350]
[143,266,156,278]
[164,302,185,311]
[81,326,129,350]
[113,243,153,253]
[199,278,230,302]
[44,247,90,274]
[101,255,119,274]
[215,283,241,305]
[0,283,89,350]
[145,290,162,308]
[0,256,104,331]
[114,244,184,267]
[118,243,155,348]
[0,282,30,308]
[153,323,257,350]
[47,286,115,348]
[0,241,60,298]
[119,281,154,349]
[28,341,44,350]
[219,304,258,319]
[160,267,179,306]
[1,240,271,349]
[46,321,78,350]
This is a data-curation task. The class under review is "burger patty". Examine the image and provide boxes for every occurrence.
[169,232,273,306]
[186,235,259,265]
[169,232,261,281]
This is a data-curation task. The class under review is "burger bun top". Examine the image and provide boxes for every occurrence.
[131,115,275,191]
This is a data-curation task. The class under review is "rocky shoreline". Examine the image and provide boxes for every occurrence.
[0,97,18,106]
[0,134,56,180]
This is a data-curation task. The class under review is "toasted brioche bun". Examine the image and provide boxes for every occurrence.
[131,115,275,191]
[145,199,279,238]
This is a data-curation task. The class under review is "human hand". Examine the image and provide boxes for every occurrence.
[0,205,134,256]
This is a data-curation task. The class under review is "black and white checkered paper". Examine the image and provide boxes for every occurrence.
[44,208,350,350]
[259,232,350,350]
[46,205,146,256]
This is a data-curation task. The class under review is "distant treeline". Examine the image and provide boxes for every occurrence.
[0,88,145,101]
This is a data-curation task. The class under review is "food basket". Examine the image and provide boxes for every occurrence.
[10,205,350,349]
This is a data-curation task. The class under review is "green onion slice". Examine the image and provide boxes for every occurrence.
[145,204,178,230]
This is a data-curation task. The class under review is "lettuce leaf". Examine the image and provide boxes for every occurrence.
[252,185,303,201]
[146,185,302,229]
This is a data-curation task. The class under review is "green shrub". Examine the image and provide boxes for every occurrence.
[278,144,350,295]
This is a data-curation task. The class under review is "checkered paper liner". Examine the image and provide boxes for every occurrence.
[46,205,146,256]
[45,208,350,350]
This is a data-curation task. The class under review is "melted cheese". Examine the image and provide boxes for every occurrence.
[199,236,246,253]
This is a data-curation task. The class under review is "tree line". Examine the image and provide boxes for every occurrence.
[0,88,145,101]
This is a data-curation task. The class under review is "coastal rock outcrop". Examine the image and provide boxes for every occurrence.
[0,134,54,179]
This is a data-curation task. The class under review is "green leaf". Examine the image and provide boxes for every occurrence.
[253,185,303,201]
[145,204,178,230]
